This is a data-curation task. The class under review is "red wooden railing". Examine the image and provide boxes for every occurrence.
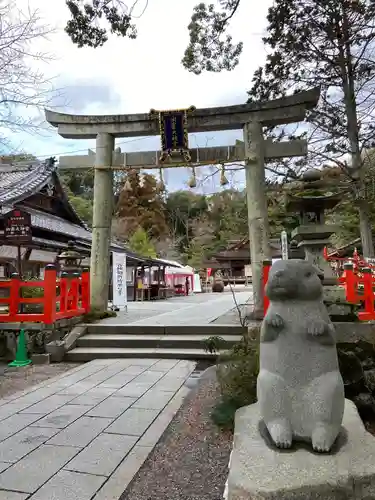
[339,263,375,320]
[0,264,90,324]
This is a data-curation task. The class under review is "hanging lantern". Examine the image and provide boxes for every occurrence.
[220,164,229,186]
[188,166,197,188]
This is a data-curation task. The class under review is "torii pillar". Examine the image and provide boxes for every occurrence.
[91,133,114,310]
[244,121,270,318]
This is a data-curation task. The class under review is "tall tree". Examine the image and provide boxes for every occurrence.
[128,227,157,258]
[64,0,243,73]
[115,169,168,240]
[59,169,94,225]
[165,190,208,254]
[0,1,58,150]
[248,0,375,257]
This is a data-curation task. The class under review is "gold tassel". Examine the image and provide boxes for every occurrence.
[220,164,228,186]
[188,166,197,188]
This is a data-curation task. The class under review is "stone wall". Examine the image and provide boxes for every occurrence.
[0,317,82,361]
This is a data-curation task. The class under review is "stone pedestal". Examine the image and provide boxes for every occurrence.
[227,400,375,499]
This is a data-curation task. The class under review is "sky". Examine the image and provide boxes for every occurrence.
[10,0,275,192]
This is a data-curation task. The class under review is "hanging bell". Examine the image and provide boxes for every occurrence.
[188,166,197,188]
[123,177,132,191]
[220,165,229,186]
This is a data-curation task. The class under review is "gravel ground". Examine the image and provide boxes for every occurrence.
[121,367,232,500]
[0,362,80,399]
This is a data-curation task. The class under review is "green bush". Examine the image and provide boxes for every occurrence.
[212,336,259,431]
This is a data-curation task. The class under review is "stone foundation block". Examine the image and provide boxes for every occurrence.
[227,399,375,499]
[31,353,50,365]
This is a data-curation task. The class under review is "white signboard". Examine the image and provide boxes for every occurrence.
[112,252,127,311]
[244,264,252,277]
[281,230,288,260]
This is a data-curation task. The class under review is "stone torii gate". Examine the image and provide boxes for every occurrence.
[45,87,319,314]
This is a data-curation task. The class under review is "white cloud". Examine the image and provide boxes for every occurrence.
[11,0,273,190]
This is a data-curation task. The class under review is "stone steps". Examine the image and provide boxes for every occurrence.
[65,347,217,362]
[85,324,247,335]
[65,324,245,362]
[77,333,241,350]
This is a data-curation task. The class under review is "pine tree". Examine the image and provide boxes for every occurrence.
[248,0,375,257]
[128,227,157,258]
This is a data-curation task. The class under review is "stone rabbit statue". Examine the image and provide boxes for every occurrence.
[257,259,345,452]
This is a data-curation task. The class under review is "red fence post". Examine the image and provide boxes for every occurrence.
[59,273,67,316]
[263,260,272,317]
[81,267,90,313]
[70,272,80,311]
[342,263,358,303]
[358,268,375,321]
[9,273,20,321]
[43,264,57,324]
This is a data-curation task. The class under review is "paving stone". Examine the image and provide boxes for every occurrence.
[30,405,90,429]
[46,416,113,447]
[56,383,97,396]
[65,433,137,476]
[151,359,179,371]
[0,403,35,422]
[9,387,58,406]
[167,361,196,378]
[134,370,165,384]
[106,408,160,436]
[138,386,190,448]
[0,462,10,473]
[81,365,129,385]
[69,386,117,406]
[86,396,136,418]
[115,383,153,398]
[126,359,158,367]
[0,414,44,442]
[0,444,79,493]
[132,390,174,410]
[93,445,152,500]
[0,426,59,463]
[152,375,187,392]
[20,395,75,415]
[98,373,136,389]
[121,365,148,376]
[0,491,29,500]
[29,469,106,500]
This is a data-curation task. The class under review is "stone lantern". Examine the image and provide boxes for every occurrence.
[285,168,342,284]
[57,241,83,278]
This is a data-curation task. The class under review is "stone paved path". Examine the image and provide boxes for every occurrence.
[0,358,195,500]
[104,288,253,326]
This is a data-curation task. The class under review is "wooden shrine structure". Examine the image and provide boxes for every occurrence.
[0,158,174,301]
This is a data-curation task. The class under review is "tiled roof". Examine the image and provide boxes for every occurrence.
[0,158,57,204]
